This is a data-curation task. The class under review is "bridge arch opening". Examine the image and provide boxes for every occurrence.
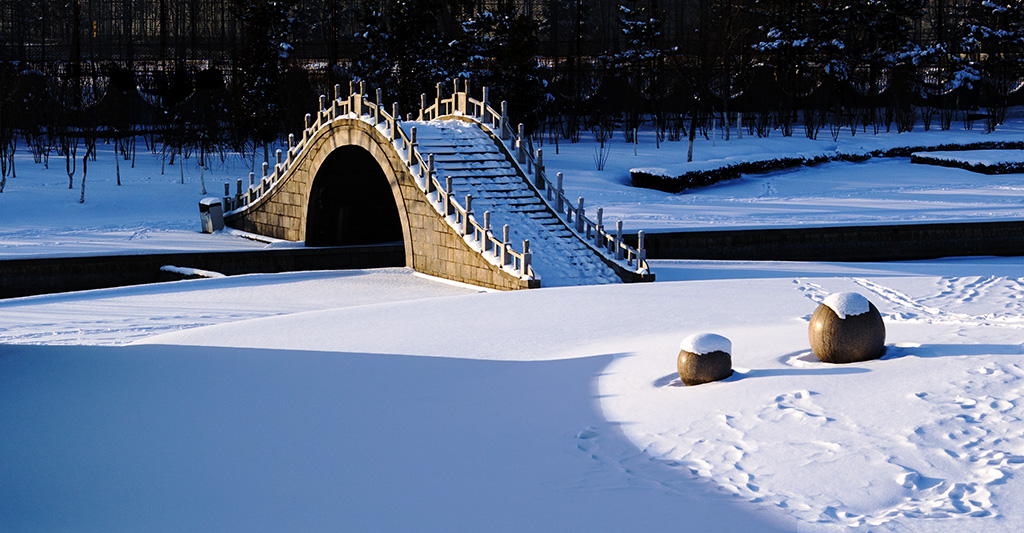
[305,145,405,247]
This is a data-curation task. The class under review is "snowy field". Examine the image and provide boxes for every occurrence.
[3,119,1024,531]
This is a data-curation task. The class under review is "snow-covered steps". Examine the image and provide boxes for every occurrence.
[409,119,625,287]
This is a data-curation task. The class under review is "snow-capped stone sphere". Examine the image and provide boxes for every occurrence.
[809,292,886,363]
[677,333,733,386]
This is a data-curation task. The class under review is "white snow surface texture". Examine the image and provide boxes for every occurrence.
[5,118,1024,531]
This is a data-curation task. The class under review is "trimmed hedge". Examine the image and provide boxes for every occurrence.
[632,141,1024,193]
[910,154,1024,175]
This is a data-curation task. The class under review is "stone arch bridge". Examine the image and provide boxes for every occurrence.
[221,81,653,290]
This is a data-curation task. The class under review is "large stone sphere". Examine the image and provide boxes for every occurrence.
[809,292,886,364]
[677,333,734,385]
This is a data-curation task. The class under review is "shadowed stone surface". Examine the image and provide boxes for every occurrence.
[677,349,733,386]
[809,302,886,363]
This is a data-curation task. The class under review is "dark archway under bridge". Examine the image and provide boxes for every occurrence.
[305,145,405,248]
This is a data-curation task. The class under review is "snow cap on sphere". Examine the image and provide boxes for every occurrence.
[680,333,732,355]
[822,292,871,319]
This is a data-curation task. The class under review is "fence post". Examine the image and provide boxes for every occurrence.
[319,95,328,124]
[303,113,312,143]
[288,133,294,153]
[481,86,489,120]
[576,197,585,232]
[615,221,624,260]
[596,207,604,245]
[425,154,435,193]
[223,182,231,210]
[463,194,473,235]
[262,161,269,180]
[420,93,427,121]
[249,172,255,187]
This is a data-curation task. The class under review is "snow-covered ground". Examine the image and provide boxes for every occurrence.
[3,118,1024,531]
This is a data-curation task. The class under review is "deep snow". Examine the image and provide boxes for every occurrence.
[2,117,1024,531]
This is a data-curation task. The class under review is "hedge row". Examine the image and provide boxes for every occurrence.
[631,141,1024,193]
[910,154,1024,175]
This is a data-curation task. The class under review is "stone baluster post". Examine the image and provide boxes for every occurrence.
[615,221,624,260]
[463,194,473,236]
[500,101,508,139]
[445,176,454,217]
[375,88,382,125]
[535,148,544,189]
[501,225,510,266]
[420,93,427,121]
[481,86,489,120]
[483,211,492,252]
[303,113,312,144]
[522,240,531,277]
[596,207,604,246]
[391,103,399,140]
[435,83,443,116]
[453,79,460,114]
[638,230,646,266]
[319,95,327,125]
[576,197,585,233]
[409,126,417,162]
[555,172,564,213]
[425,154,435,193]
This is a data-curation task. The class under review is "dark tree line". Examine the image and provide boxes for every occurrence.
[1,0,1023,167]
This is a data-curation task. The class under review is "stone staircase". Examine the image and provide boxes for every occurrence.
[410,120,621,286]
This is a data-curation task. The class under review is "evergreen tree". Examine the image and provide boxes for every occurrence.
[616,0,663,139]
[231,0,297,158]
[964,0,1024,129]
[353,0,470,112]
[464,0,548,132]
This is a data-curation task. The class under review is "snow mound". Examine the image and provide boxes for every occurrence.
[680,333,732,355]
[822,292,871,319]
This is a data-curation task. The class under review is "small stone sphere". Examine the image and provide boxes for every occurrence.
[809,293,886,364]
[677,333,734,386]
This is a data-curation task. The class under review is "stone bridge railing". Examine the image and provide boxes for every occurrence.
[221,79,650,282]
[419,79,651,275]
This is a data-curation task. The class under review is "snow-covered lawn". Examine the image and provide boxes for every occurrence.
[3,119,1024,531]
